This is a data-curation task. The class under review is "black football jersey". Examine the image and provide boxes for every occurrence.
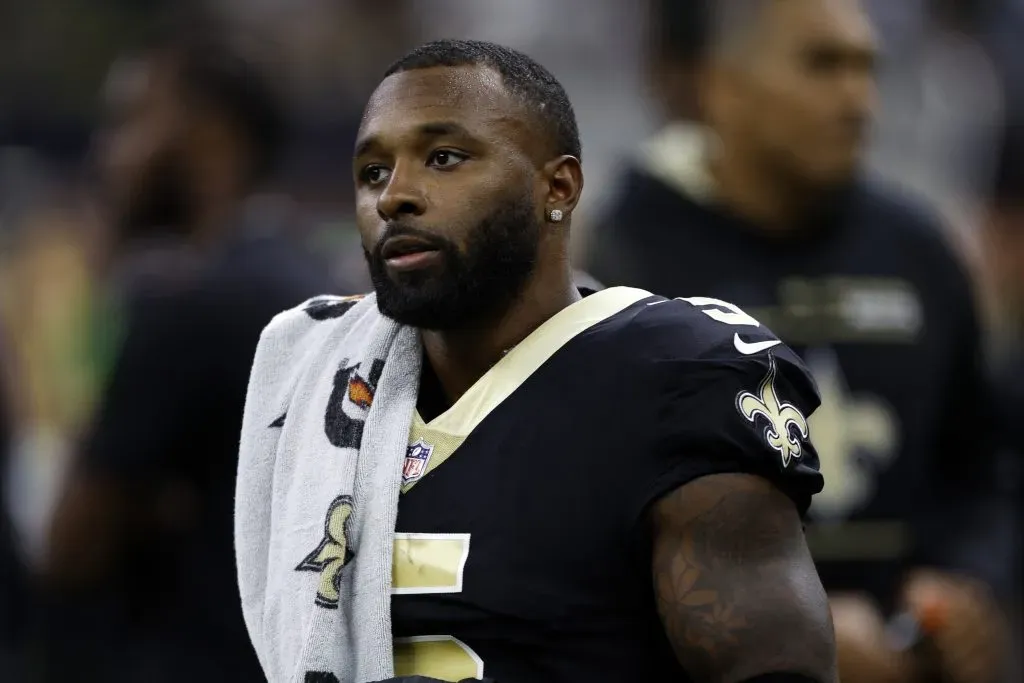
[389,286,823,683]
[588,168,995,606]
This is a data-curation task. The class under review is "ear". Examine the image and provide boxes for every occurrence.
[542,155,584,222]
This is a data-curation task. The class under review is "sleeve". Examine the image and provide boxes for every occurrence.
[79,287,210,478]
[644,346,825,517]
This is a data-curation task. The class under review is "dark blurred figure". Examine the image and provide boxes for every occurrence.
[40,17,334,683]
[981,123,1024,683]
[589,1,1014,682]
[985,124,1024,344]
[1,324,29,680]
[646,0,709,126]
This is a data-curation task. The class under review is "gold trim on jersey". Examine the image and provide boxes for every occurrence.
[392,532,471,595]
[402,286,652,493]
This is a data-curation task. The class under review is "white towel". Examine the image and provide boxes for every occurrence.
[236,293,421,683]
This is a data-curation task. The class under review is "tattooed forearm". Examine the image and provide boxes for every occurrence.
[651,473,836,683]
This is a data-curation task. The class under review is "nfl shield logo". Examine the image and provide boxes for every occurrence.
[403,440,433,485]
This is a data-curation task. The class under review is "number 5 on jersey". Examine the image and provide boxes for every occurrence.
[679,296,781,355]
[392,533,483,681]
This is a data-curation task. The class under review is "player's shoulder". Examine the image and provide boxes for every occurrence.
[606,292,790,364]
[582,290,823,500]
[587,290,820,406]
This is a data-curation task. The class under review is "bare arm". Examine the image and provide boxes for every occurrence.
[652,472,837,683]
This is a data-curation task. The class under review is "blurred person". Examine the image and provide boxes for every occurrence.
[983,123,1024,341]
[582,0,709,289]
[646,1,709,126]
[588,1,1013,682]
[981,122,1024,683]
[1,322,29,679]
[864,0,1005,264]
[237,39,836,683]
[983,0,1024,123]
[43,17,334,683]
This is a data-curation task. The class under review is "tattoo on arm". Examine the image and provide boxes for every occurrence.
[651,473,836,683]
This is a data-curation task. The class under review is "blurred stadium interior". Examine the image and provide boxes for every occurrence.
[0,1,1022,682]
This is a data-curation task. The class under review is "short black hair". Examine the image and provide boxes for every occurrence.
[383,39,582,161]
[655,0,776,63]
[142,16,288,186]
[652,0,768,64]
[652,0,711,63]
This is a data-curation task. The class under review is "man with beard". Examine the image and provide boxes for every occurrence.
[587,1,1012,682]
[43,21,334,683]
[237,39,836,683]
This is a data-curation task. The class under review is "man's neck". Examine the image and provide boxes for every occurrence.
[707,143,817,230]
[421,265,580,406]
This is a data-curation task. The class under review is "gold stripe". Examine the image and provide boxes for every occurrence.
[391,533,471,594]
[393,636,484,680]
[426,286,650,434]
[403,286,652,492]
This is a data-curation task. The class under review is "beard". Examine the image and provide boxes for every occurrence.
[365,190,541,330]
[113,148,193,246]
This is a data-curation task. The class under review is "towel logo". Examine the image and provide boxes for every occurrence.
[296,495,355,609]
[403,440,433,485]
[303,294,366,321]
[324,358,385,449]
[736,353,809,469]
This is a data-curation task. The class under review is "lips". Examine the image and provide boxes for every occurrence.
[380,235,440,260]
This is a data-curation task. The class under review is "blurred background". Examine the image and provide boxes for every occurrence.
[0,0,1021,682]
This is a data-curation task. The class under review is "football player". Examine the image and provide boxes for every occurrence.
[241,39,836,683]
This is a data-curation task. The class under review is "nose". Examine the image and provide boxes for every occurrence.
[840,60,877,119]
[376,163,427,222]
[845,76,875,115]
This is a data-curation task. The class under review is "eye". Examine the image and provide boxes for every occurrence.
[360,165,391,186]
[427,149,468,169]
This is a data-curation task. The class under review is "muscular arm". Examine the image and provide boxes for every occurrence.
[652,472,837,683]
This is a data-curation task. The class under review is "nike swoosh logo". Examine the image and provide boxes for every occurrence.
[733,334,782,355]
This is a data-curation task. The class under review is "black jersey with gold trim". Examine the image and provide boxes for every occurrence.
[387,287,823,683]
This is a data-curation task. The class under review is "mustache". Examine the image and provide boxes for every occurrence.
[373,223,450,255]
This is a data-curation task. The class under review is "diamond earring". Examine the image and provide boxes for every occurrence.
[548,209,564,223]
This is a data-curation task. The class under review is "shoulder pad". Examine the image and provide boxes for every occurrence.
[630,295,787,363]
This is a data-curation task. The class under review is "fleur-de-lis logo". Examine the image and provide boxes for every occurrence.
[736,354,809,469]
[296,495,355,609]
